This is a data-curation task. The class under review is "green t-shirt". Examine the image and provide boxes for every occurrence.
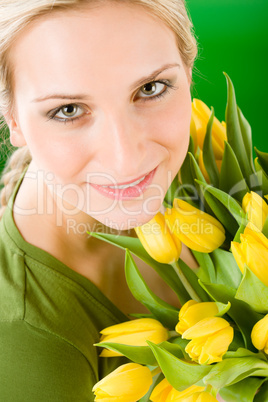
[0,175,128,401]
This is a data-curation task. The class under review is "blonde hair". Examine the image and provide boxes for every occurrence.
[0,0,197,214]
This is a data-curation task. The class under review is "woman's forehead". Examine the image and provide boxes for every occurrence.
[10,2,182,100]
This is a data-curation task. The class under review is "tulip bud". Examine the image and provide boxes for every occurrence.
[165,199,225,253]
[99,318,169,357]
[150,378,205,402]
[251,314,268,353]
[135,212,182,264]
[242,191,268,231]
[92,363,152,401]
[231,223,268,286]
[175,300,219,335]
[191,99,226,159]
[182,317,234,365]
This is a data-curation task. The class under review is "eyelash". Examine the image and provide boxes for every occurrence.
[46,79,177,124]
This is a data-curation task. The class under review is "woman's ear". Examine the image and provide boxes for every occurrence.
[4,114,26,147]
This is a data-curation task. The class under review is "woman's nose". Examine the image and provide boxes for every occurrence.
[100,111,147,177]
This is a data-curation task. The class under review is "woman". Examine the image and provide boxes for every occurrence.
[0,0,197,400]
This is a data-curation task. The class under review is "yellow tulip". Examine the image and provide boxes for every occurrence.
[182,317,234,364]
[198,150,222,184]
[99,318,169,357]
[251,314,268,353]
[165,199,225,253]
[242,191,268,231]
[150,379,205,402]
[231,223,268,286]
[92,363,152,401]
[191,99,227,159]
[149,378,173,402]
[135,212,182,264]
[175,300,219,335]
[192,392,218,402]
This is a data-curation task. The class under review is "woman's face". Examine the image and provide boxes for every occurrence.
[8,2,192,230]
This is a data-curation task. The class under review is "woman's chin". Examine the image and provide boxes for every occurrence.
[91,199,164,232]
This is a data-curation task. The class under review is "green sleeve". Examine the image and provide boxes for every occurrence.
[0,320,96,402]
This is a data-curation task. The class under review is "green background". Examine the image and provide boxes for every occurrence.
[0,0,268,175]
[188,0,268,152]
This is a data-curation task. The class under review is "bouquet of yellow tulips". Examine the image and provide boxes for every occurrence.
[90,73,268,401]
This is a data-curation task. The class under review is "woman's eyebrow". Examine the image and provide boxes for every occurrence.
[130,62,181,90]
[32,94,89,103]
[32,63,180,103]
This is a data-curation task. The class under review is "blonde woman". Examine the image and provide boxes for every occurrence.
[0,0,197,400]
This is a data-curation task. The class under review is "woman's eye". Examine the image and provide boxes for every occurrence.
[48,103,87,122]
[137,81,167,99]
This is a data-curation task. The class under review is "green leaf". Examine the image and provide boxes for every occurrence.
[233,219,247,243]
[219,141,249,203]
[210,248,242,289]
[224,72,253,183]
[199,282,262,350]
[169,336,190,358]
[178,259,210,301]
[254,380,268,402]
[224,347,267,360]
[189,152,212,206]
[237,106,255,173]
[180,152,197,190]
[190,155,239,234]
[254,158,268,194]
[89,231,189,303]
[255,147,268,176]
[147,341,211,391]
[204,356,268,388]
[193,251,216,283]
[220,376,265,402]
[229,329,246,351]
[196,180,245,227]
[158,340,187,360]
[235,266,268,313]
[203,107,219,187]
[180,138,199,193]
[94,342,157,366]
[125,250,179,329]
[176,184,201,209]
[215,301,231,317]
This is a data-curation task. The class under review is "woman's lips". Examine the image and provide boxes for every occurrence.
[90,168,157,200]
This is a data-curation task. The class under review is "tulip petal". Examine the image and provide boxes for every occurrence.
[93,363,152,400]
[166,202,225,253]
[135,212,181,264]
[166,385,205,402]
[195,391,218,402]
[100,318,165,335]
[251,315,268,351]
[231,241,247,272]
[176,302,219,334]
[182,317,230,339]
[198,326,234,364]
[150,378,173,402]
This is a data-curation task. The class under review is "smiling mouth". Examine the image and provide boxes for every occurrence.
[89,168,157,200]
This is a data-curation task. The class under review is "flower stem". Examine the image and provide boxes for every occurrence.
[171,261,202,302]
